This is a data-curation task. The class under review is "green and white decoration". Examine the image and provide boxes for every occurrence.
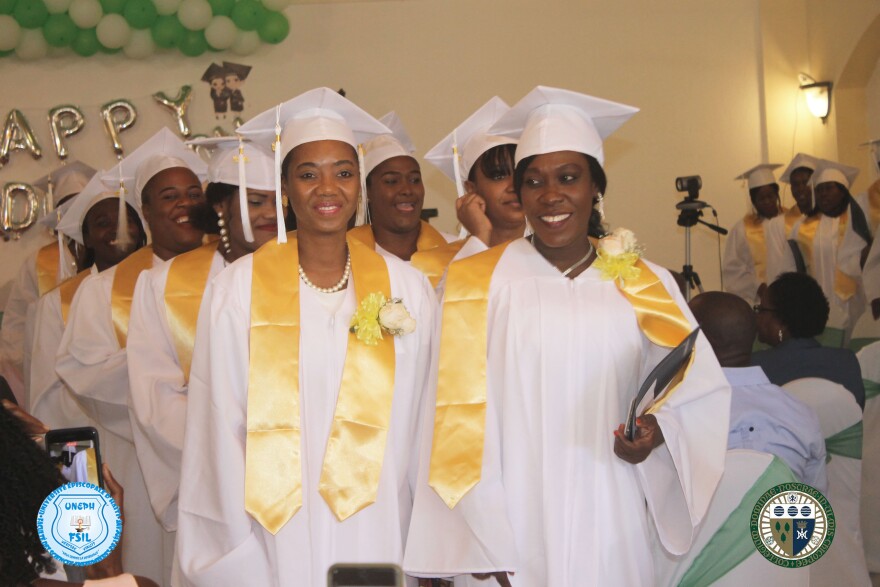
[0,0,290,59]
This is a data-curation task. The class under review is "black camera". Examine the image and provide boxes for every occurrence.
[675,175,702,195]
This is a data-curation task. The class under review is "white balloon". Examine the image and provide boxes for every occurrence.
[205,15,236,50]
[68,0,103,29]
[261,0,291,10]
[153,0,182,15]
[123,28,155,59]
[232,30,260,56]
[0,15,21,52]
[43,0,72,14]
[96,14,131,49]
[15,29,48,61]
[177,0,212,31]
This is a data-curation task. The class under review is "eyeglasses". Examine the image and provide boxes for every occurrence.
[753,304,777,314]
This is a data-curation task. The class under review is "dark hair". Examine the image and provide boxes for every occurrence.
[791,166,814,178]
[0,405,64,586]
[467,144,517,183]
[767,272,829,338]
[190,182,237,234]
[513,152,608,238]
[80,202,148,270]
[748,183,780,206]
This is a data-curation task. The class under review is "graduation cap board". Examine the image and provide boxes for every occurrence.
[363,111,417,178]
[734,164,782,190]
[812,159,859,189]
[490,85,639,166]
[32,161,97,212]
[623,326,701,441]
[779,153,820,184]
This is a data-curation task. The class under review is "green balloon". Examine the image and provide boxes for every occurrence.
[178,28,207,57]
[208,0,234,17]
[0,48,13,57]
[151,15,183,48]
[258,11,288,44]
[100,0,127,15]
[43,13,78,47]
[0,0,15,15]
[124,0,158,29]
[72,27,100,56]
[230,0,265,31]
[13,0,49,28]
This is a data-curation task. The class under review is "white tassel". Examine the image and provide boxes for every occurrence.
[237,137,254,243]
[452,141,468,239]
[273,105,287,244]
[115,165,132,251]
[46,178,55,213]
[56,229,66,279]
[356,144,369,226]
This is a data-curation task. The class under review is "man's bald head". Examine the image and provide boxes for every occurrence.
[689,291,756,367]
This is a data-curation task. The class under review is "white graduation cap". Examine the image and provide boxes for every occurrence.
[187,136,276,242]
[860,138,880,177]
[812,159,860,189]
[734,163,782,189]
[490,86,639,167]
[38,196,80,280]
[363,112,417,178]
[779,153,820,183]
[236,87,391,240]
[38,197,76,232]
[32,160,96,214]
[101,127,208,249]
[424,96,514,199]
[55,168,145,246]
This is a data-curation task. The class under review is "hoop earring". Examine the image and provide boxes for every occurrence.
[217,210,232,256]
[596,192,605,221]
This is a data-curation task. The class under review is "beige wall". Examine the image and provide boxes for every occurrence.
[1,0,878,300]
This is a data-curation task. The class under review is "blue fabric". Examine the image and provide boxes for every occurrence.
[752,337,866,409]
[724,367,828,494]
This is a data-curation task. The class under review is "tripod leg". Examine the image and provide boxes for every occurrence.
[691,270,705,295]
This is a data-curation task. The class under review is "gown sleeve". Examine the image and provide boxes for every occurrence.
[722,219,759,302]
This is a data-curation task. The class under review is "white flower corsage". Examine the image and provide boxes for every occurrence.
[593,227,643,284]
[349,292,417,346]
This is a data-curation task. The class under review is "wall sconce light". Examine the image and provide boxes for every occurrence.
[799,73,832,123]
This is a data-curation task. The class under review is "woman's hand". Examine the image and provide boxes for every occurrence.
[456,193,492,246]
[85,465,125,579]
[613,414,665,464]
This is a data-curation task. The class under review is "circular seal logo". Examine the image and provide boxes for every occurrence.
[36,482,122,566]
[751,482,835,567]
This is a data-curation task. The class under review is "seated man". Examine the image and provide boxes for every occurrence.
[690,291,827,492]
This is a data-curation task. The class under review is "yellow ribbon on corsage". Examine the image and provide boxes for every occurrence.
[246,233,400,533]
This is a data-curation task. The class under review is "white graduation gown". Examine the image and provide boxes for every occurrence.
[864,236,880,305]
[126,249,225,533]
[767,207,867,337]
[0,243,75,404]
[177,252,437,587]
[29,265,99,429]
[55,258,172,587]
[404,238,731,587]
[722,216,772,303]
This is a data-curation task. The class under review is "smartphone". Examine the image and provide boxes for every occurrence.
[327,564,404,587]
[44,426,104,488]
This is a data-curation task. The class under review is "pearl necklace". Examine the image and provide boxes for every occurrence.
[299,250,351,293]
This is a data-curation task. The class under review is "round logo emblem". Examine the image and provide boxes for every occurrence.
[751,482,835,567]
[36,482,122,566]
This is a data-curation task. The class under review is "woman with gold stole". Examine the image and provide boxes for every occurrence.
[55,127,207,587]
[30,171,147,430]
[722,164,783,304]
[414,97,526,289]
[0,161,95,405]
[177,88,437,586]
[769,159,871,346]
[349,111,456,262]
[125,139,277,556]
[403,87,730,586]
